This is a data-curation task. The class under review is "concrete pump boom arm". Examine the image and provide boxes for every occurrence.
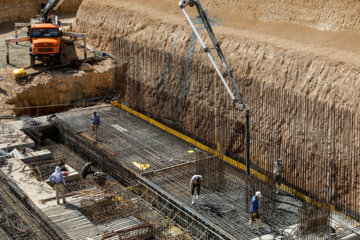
[41,0,64,17]
[179,0,247,109]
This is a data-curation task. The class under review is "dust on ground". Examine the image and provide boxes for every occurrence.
[77,0,360,67]
[0,15,116,118]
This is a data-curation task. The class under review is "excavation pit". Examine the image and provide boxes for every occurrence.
[9,104,360,239]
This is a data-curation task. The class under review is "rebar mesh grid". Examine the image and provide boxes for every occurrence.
[54,107,212,172]
[114,38,360,222]
[101,222,154,240]
[0,201,35,240]
[297,203,331,239]
[0,171,68,240]
[28,159,63,181]
[64,178,98,194]
[42,142,89,173]
[143,159,292,239]
[159,235,193,240]
[76,181,186,239]
[78,182,144,224]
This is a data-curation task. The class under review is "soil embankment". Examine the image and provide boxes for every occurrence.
[75,0,360,113]
[201,0,360,31]
[2,59,122,116]
[0,0,83,26]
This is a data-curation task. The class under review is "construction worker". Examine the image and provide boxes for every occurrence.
[190,175,203,204]
[81,162,95,179]
[93,171,107,186]
[249,191,262,229]
[273,158,283,193]
[90,111,100,140]
[58,161,69,176]
[49,166,67,205]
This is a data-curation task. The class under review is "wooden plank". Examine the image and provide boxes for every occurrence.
[78,132,117,156]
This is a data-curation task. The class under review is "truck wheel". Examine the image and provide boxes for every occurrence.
[56,54,62,65]
[30,55,35,67]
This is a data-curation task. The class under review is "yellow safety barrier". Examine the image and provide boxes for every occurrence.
[132,162,151,171]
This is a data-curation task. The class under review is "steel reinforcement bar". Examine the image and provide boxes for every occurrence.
[137,176,235,240]
[0,171,70,240]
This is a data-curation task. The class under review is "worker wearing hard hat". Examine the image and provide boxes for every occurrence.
[249,191,262,229]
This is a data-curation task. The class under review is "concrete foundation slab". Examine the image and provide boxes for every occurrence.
[11,149,52,164]
[0,126,35,151]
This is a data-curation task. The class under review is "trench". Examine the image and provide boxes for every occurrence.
[5,62,126,117]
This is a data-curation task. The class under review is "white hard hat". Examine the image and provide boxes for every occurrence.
[255,191,262,197]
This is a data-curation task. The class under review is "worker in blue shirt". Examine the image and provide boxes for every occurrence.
[249,191,262,228]
[49,166,67,204]
[90,111,100,140]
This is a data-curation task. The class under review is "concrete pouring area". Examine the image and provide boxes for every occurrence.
[0,104,358,239]
[1,0,360,239]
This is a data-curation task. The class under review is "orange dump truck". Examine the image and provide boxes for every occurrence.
[28,23,61,66]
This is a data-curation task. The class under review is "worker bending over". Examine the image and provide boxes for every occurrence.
[249,191,262,229]
[190,175,203,204]
[49,166,67,205]
[81,162,95,179]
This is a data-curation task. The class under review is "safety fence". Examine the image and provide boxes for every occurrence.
[113,38,360,221]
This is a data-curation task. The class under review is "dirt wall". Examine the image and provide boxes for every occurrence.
[201,0,360,31]
[74,0,360,215]
[75,0,360,113]
[0,0,83,25]
[6,63,124,116]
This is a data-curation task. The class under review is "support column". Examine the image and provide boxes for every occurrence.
[246,109,250,175]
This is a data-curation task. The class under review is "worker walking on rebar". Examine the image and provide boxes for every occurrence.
[81,162,95,179]
[49,166,67,205]
[190,175,203,205]
[249,191,262,229]
[273,158,283,194]
[90,111,100,140]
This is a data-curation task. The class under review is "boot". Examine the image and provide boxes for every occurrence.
[257,219,262,229]
[195,194,199,200]
[249,219,254,228]
[191,195,195,205]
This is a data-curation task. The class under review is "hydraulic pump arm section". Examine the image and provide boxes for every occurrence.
[40,0,64,23]
[179,0,246,109]
[180,0,251,176]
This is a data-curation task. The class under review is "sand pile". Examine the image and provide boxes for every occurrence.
[0,0,83,25]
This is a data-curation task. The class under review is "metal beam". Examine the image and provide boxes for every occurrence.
[5,37,30,64]
[62,32,87,59]
[138,176,233,240]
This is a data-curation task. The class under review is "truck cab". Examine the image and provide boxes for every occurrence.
[28,23,61,66]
